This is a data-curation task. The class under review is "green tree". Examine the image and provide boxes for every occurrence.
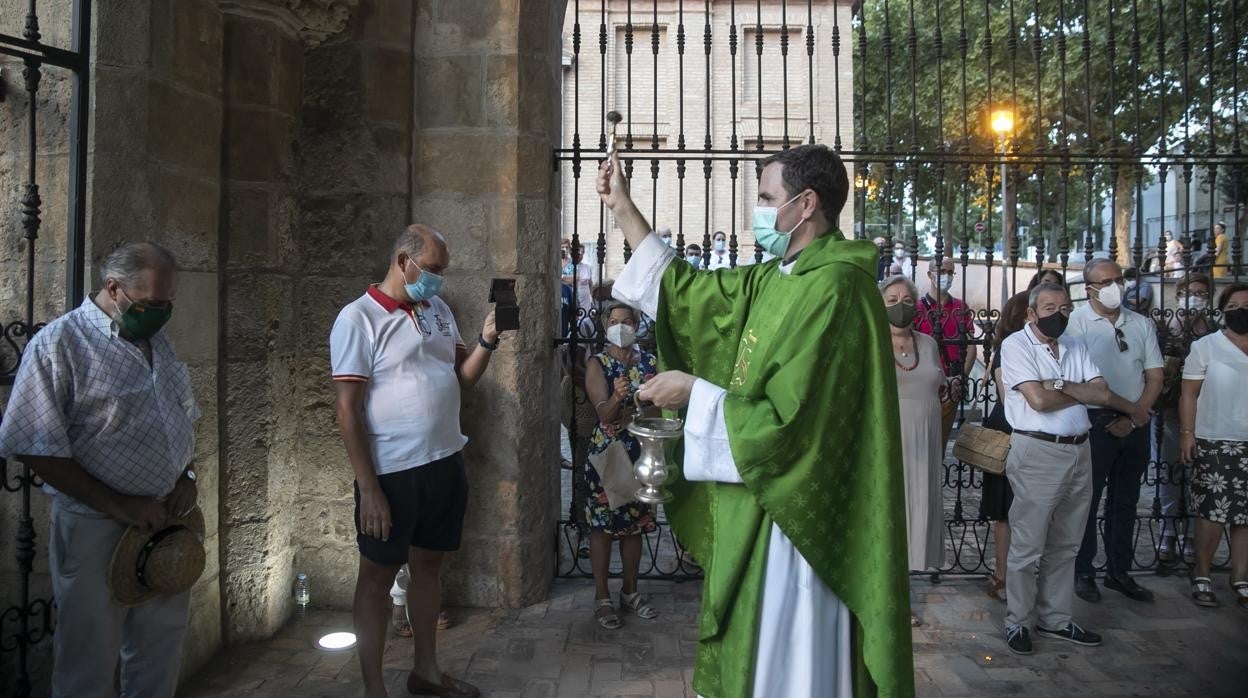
[853,0,1248,265]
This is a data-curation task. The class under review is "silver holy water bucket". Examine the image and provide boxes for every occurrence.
[627,417,684,503]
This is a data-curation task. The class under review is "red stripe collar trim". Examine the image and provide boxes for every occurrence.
[367,285,429,313]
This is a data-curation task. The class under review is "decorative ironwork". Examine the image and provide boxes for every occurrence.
[555,0,1247,580]
[1,0,92,694]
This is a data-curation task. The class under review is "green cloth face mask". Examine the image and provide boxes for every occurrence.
[116,288,173,340]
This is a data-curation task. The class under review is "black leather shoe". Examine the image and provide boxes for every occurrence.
[1104,573,1155,602]
[1075,574,1101,602]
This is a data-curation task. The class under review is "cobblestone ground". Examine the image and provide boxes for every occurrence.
[183,573,1248,698]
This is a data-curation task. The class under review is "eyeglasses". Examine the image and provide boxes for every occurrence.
[1088,277,1126,289]
[412,308,431,336]
[1114,327,1129,353]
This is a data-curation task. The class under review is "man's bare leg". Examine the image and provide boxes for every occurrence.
[355,556,403,698]
[407,547,445,684]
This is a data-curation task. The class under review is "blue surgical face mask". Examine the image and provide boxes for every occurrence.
[713,239,726,252]
[404,263,444,302]
[686,255,703,269]
[753,192,806,259]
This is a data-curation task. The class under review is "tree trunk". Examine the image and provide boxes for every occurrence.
[1113,169,1135,266]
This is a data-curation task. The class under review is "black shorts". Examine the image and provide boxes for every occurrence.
[354,452,469,565]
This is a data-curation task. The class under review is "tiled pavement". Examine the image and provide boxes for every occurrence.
[182,572,1248,698]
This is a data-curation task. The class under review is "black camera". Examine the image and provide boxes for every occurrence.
[489,278,520,332]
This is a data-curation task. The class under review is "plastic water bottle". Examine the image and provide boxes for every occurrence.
[294,573,310,616]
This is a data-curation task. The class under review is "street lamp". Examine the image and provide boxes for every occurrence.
[991,109,1015,300]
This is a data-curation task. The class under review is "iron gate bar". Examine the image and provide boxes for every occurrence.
[555,1,1246,579]
[1,0,92,695]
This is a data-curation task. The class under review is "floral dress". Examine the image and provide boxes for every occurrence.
[584,348,659,537]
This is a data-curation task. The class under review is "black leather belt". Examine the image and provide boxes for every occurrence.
[1017,430,1089,445]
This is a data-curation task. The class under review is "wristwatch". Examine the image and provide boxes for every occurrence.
[478,334,499,351]
[1049,378,1065,391]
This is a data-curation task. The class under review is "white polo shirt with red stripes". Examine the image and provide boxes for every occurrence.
[330,285,468,475]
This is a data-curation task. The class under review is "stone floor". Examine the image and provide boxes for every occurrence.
[182,573,1248,698]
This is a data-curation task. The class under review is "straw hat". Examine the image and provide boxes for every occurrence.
[108,507,206,608]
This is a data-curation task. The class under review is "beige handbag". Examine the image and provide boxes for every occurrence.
[953,424,1012,476]
[589,440,644,510]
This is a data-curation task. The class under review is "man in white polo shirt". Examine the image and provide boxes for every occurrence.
[999,282,1148,656]
[331,224,501,698]
[1068,258,1164,603]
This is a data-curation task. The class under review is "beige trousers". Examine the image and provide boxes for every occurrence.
[48,504,190,698]
[1004,434,1092,630]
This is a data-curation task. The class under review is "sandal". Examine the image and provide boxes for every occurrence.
[1190,576,1218,607]
[437,610,451,631]
[619,590,658,620]
[393,607,413,637]
[986,573,1006,602]
[910,612,922,627]
[595,597,621,630]
[1231,581,1248,610]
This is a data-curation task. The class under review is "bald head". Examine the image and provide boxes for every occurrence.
[393,224,449,274]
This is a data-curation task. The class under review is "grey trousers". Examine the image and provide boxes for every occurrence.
[49,504,190,698]
[1004,434,1092,630]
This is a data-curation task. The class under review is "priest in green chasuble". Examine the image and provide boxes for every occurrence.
[598,143,914,698]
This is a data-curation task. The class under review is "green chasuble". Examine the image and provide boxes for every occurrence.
[654,232,914,698]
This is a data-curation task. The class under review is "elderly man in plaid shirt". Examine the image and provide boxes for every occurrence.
[0,242,200,698]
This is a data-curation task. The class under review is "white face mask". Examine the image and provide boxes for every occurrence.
[1177,294,1207,311]
[605,323,636,348]
[1096,282,1123,310]
[934,275,954,293]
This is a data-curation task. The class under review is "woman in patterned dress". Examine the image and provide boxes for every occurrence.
[1180,283,1248,609]
[583,302,659,629]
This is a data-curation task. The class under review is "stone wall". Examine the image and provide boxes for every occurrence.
[407,0,565,608]
[217,6,306,642]
[287,0,416,610]
[286,0,567,610]
[1,0,228,688]
[1,0,568,691]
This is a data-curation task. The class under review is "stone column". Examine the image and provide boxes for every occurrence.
[288,0,416,609]
[216,0,355,641]
[410,0,568,608]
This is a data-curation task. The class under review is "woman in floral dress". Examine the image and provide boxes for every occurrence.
[1180,283,1248,609]
[583,302,659,629]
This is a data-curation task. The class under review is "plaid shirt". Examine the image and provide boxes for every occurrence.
[0,297,200,514]
[915,294,976,377]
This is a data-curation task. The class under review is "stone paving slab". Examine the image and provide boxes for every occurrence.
[182,575,1248,697]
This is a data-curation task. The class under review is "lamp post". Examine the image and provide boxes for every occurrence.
[991,109,1015,300]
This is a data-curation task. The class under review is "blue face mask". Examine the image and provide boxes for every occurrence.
[713,239,726,252]
[752,192,805,259]
[404,263,444,302]
[686,255,703,269]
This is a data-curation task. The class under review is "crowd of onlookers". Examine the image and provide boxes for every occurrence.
[877,251,1248,656]
[559,230,1247,650]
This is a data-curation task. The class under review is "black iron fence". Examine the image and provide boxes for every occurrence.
[0,1,92,695]
[553,0,1247,579]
